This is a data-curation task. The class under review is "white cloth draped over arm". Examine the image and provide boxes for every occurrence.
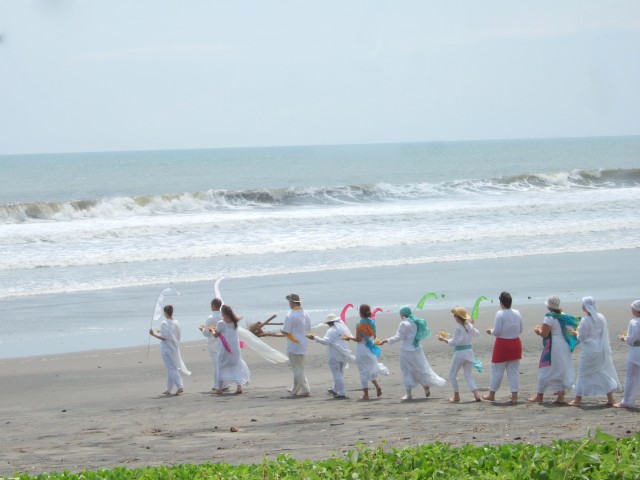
[237,326,288,364]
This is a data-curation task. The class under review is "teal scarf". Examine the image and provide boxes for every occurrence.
[539,312,580,367]
[357,317,380,357]
[545,312,580,352]
[400,306,431,348]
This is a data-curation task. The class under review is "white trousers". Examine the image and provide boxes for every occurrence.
[449,353,477,393]
[490,360,519,393]
[622,360,640,406]
[288,353,310,395]
[328,358,347,396]
[161,347,184,392]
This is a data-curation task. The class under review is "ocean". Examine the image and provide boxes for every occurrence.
[1,136,639,359]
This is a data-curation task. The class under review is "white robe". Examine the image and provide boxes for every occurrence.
[575,313,620,396]
[386,320,446,390]
[355,334,389,389]
[215,320,250,388]
[202,311,222,361]
[537,315,575,394]
[621,317,640,406]
[160,318,190,376]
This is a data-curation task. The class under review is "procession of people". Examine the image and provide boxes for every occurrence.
[149,292,640,409]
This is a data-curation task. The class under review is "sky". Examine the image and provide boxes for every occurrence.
[1,1,639,155]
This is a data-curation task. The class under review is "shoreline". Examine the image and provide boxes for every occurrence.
[2,299,639,476]
[3,248,639,360]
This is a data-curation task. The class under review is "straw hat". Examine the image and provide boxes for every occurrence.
[324,313,340,324]
[451,306,471,321]
[545,295,561,309]
[286,293,302,303]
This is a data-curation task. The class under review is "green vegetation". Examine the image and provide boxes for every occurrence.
[12,431,640,480]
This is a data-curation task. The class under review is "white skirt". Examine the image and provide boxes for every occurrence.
[399,346,446,389]
[356,342,389,387]
[216,350,250,386]
[575,344,619,396]
[537,334,575,393]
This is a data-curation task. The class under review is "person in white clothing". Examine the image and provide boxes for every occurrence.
[483,291,523,403]
[307,314,353,399]
[344,304,390,401]
[568,296,621,407]
[528,295,579,404]
[199,298,228,392]
[438,306,482,403]
[379,306,446,401]
[614,300,640,408]
[281,293,312,397]
[149,304,191,396]
[212,304,250,394]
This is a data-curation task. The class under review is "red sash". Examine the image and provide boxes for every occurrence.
[491,337,522,363]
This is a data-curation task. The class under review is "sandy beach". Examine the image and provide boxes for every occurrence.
[1,300,639,476]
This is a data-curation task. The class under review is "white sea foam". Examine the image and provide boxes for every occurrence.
[3,139,640,358]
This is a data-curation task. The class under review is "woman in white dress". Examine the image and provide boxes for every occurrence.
[212,304,250,395]
[528,295,579,404]
[438,306,482,403]
[198,298,228,392]
[568,296,620,407]
[344,304,389,401]
[148,304,191,396]
[614,300,640,408]
[379,306,446,401]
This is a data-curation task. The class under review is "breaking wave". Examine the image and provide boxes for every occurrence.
[1,168,638,223]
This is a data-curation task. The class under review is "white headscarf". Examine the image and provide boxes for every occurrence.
[632,299,640,313]
[582,296,598,319]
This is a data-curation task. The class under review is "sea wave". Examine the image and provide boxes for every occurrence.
[1,168,638,223]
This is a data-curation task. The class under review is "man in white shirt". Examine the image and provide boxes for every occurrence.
[281,293,312,396]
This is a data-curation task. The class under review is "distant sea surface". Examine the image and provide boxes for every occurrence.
[1,137,639,358]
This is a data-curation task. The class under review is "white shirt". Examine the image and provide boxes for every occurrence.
[282,308,311,355]
[386,320,420,351]
[577,313,606,346]
[492,309,523,339]
[625,318,640,347]
[314,322,353,362]
[447,323,480,347]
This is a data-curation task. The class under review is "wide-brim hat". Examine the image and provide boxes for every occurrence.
[545,295,561,309]
[451,306,471,321]
[324,313,340,324]
[286,293,301,303]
